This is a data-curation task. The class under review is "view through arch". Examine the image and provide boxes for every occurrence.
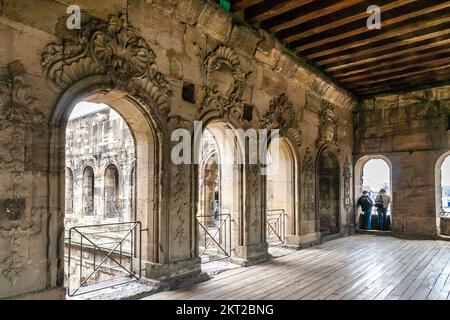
[358,157,392,231]
[266,138,296,245]
[197,123,242,264]
[64,101,137,295]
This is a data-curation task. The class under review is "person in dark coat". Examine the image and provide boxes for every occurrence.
[357,191,374,230]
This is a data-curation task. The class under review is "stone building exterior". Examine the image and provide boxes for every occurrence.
[65,106,135,226]
[0,0,449,300]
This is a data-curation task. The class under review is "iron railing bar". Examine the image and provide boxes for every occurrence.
[75,226,136,289]
[197,216,230,257]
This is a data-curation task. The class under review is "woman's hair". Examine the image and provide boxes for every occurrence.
[380,189,387,193]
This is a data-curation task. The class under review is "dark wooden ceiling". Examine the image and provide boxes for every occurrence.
[229,0,450,98]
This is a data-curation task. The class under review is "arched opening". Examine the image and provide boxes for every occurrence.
[104,164,120,218]
[82,166,95,216]
[355,155,393,231]
[266,138,297,245]
[65,168,74,215]
[196,122,242,264]
[436,152,450,236]
[317,148,340,235]
[59,90,159,296]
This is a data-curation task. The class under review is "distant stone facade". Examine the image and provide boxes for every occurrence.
[65,107,135,227]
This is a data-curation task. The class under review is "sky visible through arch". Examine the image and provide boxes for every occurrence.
[362,159,390,194]
[69,101,114,120]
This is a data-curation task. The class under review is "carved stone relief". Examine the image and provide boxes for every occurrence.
[199,46,252,123]
[42,15,173,118]
[343,157,352,212]
[317,99,340,153]
[302,147,315,220]
[258,93,302,148]
[0,61,45,285]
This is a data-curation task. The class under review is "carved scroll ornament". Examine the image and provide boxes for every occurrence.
[42,15,172,117]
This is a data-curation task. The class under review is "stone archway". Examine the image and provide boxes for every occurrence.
[435,151,450,236]
[266,137,298,245]
[41,15,177,289]
[316,147,340,235]
[354,155,393,230]
[196,120,244,262]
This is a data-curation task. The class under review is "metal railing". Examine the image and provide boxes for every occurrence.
[66,221,143,297]
[197,213,232,262]
[266,209,286,245]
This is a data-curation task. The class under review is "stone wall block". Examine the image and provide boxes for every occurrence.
[174,0,204,25]
[228,25,260,58]
[196,2,232,44]
[274,53,298,79]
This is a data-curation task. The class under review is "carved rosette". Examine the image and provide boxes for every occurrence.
[317,99,339,153]
[200,46,251,123]
[258,94,302,148]
[42,15,172,118]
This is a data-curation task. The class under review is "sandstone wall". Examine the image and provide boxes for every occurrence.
[0,0,355,298]
[355,86,450,238]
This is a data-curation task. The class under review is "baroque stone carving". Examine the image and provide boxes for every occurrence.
[317,99,339,153]
[0,61,45,285]
[42,15,172,117]
[343,157,352,211]
[302,147,315,219]
[200,46,252,123]
[258,93,302,147]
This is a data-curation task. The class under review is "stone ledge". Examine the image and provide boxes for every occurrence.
[7,286,66,300]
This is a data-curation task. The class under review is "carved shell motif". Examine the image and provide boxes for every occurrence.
[42,15,172,117]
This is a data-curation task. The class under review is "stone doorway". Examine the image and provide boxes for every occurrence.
[355,155,393,231]
[196,122,242,269]
[317,148,340,235]
[436,152,450,236]
[266,138,297,245]
[64,102,138,296]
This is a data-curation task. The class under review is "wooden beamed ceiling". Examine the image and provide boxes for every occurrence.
[230,0,450,98]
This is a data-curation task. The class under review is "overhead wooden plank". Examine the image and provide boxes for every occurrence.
[232,0,264,11]
[357,72,450,96]
[297,12,450,59]
[313,28,450,66]
[281,0,418,43]
[265,0,365,33]
[246,0,314,23]
[333,46,450,79]
[348,63,450,88]
[339,55,450,83]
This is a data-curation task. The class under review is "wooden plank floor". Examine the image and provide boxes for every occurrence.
[143,235,450,300]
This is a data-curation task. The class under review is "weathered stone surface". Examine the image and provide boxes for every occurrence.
[228,25,260,57]
[196,2,232,43]
[174,0,204,25]
[274,53,297,79]
[254,40,281,68]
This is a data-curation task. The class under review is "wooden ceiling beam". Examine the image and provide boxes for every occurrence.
[281,0,418,43]
[347,63,450,88]
[332,46,450,79]
[246,0,314,23]
[312,28,450,66]
[298,13,450,59]
[322,37,450,72]
[232,0,265,11]
[356,72,450,96]
[339,56,450,83]
[265,0,365,33]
